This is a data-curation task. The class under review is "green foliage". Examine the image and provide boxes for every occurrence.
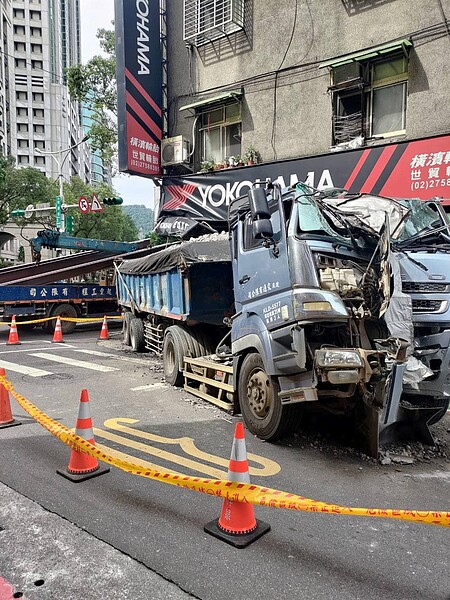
[0,152,58,225]
[122,204,154,237]
[66,28,117,166]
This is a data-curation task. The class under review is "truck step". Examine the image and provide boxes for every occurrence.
[183,356,236,413]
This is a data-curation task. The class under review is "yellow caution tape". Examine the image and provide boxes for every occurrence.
[0,315,123,326]
[2,375,449,528]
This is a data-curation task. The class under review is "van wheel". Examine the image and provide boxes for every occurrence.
[239,352,302,441]
[50,304,77,334]
[122,311,133,346]
[163,326,190,386]
[130,318,145,352]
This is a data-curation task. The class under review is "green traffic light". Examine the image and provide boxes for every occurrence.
[103,197,123,205]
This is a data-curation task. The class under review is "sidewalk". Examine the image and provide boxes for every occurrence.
[0,483,194,600]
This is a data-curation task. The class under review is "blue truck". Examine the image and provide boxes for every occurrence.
[116,184,450,456]
[0,282,118,334]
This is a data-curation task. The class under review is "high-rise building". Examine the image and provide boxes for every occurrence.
[3,0,90,183]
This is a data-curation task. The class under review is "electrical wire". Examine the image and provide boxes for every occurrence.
[436,0,450,44]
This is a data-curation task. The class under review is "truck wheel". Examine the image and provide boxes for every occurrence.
[238,353,302,441]
[130,318,146,352]
[50,304,77,334]
[122,311,133,346]
[163,326,190,386]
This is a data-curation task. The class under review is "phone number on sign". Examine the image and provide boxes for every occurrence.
[411,179,450,191]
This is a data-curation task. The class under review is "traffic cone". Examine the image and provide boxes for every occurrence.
[204,422,270,548]
[57,389,110,482]
[98,316,109,340]
[52,317,64,343]
[6,315,21,345]
[0,368,21,429]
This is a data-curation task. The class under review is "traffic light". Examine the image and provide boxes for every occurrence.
[102,197,123,205]
[10,209,25,218]
[65,214,74,235]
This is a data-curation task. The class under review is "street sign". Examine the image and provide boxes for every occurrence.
[55,196,62,227]
[90,193,104,212]
[78,196,90,213]
[25,204,34,218]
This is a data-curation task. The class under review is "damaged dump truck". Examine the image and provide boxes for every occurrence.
[117,182,450,457]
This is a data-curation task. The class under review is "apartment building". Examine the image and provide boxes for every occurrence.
[155,0,450,227]
[2,0,90,183]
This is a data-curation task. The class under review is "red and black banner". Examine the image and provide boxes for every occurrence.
[115,0,162,177]
[157,134,450,233]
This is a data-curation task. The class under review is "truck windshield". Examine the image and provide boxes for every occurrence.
[294,191,448,247]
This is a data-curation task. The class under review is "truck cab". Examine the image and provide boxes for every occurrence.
[229,183,450,456]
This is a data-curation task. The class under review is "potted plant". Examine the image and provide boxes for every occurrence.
[200,159,215,173]
[244,145,261,165]
[235,155,244,167]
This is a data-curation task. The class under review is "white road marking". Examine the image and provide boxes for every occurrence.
[30,353,119,372]
[0,344,76,354]
[0,359,53,377]
[70,349,154,366]
[131,383,167,391]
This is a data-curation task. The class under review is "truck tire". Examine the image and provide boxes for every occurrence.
[238,352,302,441]
[122,311,133,346]
[163,326,190,386]
[50,304,77,334]
[130,317,146,352]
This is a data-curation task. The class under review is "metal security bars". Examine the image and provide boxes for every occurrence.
[183,0,244,46]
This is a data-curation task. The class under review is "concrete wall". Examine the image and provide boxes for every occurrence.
[165,0,450,167]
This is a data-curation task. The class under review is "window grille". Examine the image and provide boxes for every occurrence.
[183,0,244,46]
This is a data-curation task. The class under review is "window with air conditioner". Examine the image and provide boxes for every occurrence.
[183,0,244,46]
[331,54,408,145]
[199,102,241,164]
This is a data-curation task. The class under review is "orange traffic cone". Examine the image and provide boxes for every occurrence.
[0,368,21,429]
[204,422,270,548]
[57,389,110,482]
[52,317,64,343]
[6,315,21,345]
[98,316,109,340]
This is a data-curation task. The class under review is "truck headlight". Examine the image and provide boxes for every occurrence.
[315,349,363,368]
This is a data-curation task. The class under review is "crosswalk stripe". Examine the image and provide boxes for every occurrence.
[0,359,53,377]
[70,349,155,366]
[30,353,119,372]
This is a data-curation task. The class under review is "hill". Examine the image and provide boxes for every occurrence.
[122,205,154,239]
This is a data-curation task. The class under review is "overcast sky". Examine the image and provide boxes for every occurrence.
[79,0,155,209]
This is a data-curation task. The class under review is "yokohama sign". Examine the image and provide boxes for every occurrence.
[157,134,450,232]
[115,0,162,177]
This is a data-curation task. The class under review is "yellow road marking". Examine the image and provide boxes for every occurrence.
[101,418,281,477]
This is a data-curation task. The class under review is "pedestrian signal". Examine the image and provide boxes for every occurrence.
[102,197,123,205]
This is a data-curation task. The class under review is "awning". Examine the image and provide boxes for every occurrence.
[179,90,242,112]
[319,39,412,69]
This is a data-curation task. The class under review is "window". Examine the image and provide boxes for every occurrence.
[14,42,26,52]
[199,102,241,164]
[18,155,29,165]
[34,140,45,150]
[14,25,26,35]
[17,123,28,133]
[30,27,42,37]
[18,139,29,148]
[16,91,28,101]
[30,10,41,20]
[13,9,25,18]
[32,92,44,102]
[33,108,44,118]
[34,155,45,166]
[329,52,409,145]
[15,58,27,69]
[31,60,43,70]
[31,43,42,54]
[183,0,244,46]
[17,107,28,117]
[33,124,44,134]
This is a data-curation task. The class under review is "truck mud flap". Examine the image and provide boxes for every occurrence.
[353,401,381,459]
[379,405,440,447]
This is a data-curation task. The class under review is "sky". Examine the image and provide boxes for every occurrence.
[79,1,155,209]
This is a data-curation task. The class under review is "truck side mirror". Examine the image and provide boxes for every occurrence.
[248,188,271,220]
[253,219,273,239]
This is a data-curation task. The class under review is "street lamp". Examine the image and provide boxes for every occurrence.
[34,134,90,232]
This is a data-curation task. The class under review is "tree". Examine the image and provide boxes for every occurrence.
[67,28,117,166]
[0,153,58,225]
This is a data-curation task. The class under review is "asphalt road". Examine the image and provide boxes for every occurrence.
[0,325,449,600]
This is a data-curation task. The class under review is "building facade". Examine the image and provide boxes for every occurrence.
[2,0,89,183]
[163,1,450,174]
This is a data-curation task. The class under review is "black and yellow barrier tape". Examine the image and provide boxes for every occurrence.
[0,315,123,326]
[2,375,449,528]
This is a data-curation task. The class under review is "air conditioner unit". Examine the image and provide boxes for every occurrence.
[161,135,190,167]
